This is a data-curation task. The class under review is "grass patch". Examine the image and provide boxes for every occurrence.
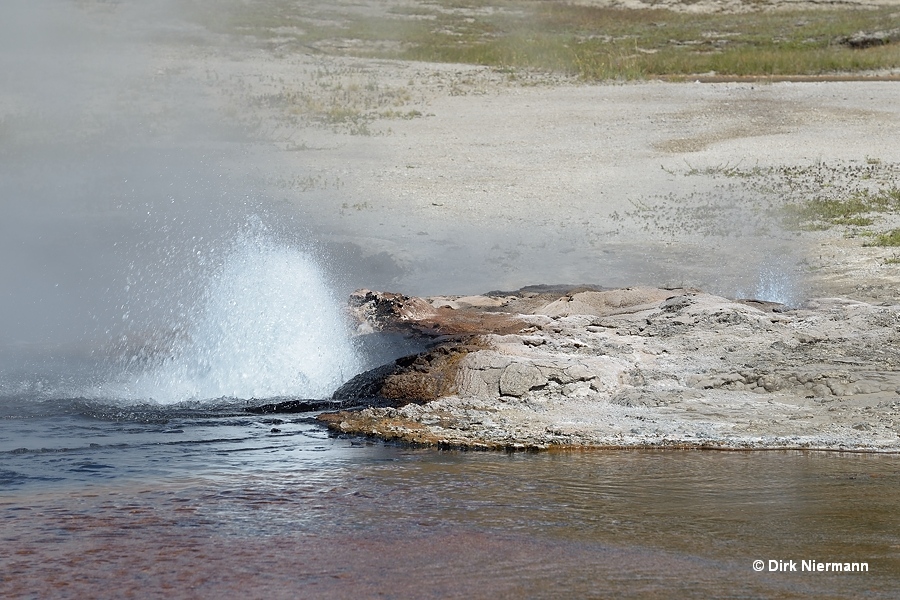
[236,63,418,134]
[643,160,900,241]
[866,229,900,247]
[392,3,900,80]
[834,216,876,227]
[677,162,900,233]
[206,1,900,79]
[784,187,900,229]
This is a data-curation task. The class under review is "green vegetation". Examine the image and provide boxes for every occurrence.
[396,3,900,79]
[207,0,900,80]
[677,162,900,234]
[626,161,900,244]
[233,64,418,135]
[785,187,900,230]
[867,228,900,247]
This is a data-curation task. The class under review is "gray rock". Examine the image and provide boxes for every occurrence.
[566,363,596,382]
[812,383,832,397]
[499,363,547,397]
[660,295,693,313]
[456,368,495,398]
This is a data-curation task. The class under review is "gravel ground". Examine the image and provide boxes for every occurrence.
[160,21,900,300]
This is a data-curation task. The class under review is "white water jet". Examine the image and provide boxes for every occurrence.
[115,235,363,404]
[752,262,797,307]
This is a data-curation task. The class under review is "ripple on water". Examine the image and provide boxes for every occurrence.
[2,411,899,598]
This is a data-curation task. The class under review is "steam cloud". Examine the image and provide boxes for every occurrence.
[0,1,312,392]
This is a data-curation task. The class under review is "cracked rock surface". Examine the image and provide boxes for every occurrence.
[320,287,900,451]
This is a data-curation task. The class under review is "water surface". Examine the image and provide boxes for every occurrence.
[2,399,897,599]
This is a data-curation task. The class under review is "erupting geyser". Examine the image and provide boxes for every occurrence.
[112,234,363,404]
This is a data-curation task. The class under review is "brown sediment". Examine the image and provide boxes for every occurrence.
[379,340,487,404]
[419,308,531,336]
[317,410,445,445]
[331,338,493,407]
[348,288,529,338]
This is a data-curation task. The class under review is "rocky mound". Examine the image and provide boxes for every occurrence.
[318,287,900,451]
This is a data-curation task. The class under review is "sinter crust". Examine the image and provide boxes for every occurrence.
[320,287,900,452]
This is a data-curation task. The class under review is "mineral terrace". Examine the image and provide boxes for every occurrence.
[319,287,900,451]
